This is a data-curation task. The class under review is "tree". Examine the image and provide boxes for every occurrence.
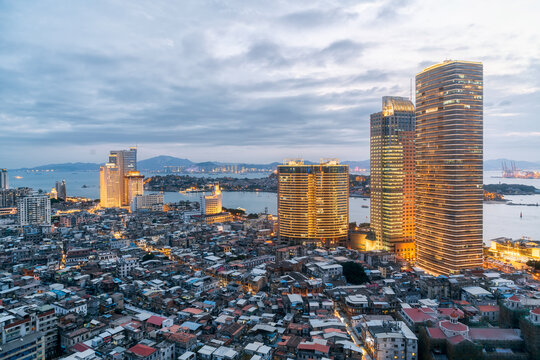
[341,261,369,285]
[142,253,155,262]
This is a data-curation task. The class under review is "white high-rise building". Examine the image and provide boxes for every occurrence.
[0,169,8,190]
[17,194,51,226]
[202,184,222,215]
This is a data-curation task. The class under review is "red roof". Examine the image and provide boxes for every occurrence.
[146,315,166,326]
[448,334,466,344]
[181,307,203,315]
[477,305,500,313]
[508,295,521,302]
[439,320,468,332]
[531,308,540,315]
[298,342,330,353]
[426,327,446,339]
[128,344,157,357]
[438,308,464,318]
[402,308,436,323]
[72,343,91,352]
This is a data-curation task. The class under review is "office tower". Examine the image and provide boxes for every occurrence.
[277,159,349,246]
[55,179,67,200]
[100,147,143,208]
[17,194,51,226]
[0,169,7,190]
[108,147,137,205]
[125,171,144,205]
[202,184,223,215]
[370,96,415,260]
[100,162,121,208]
[415,60,483,275]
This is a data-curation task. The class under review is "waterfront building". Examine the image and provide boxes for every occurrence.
[277,159,349,246]
[415,60,483,275]
[202,184,223,215]
[0,169,7,190]
[17,193,51,226]
[125,171,144,205]
[55,179,67,200]
[131,193,164,212]
[370,96,415,260]
[100,147,143,208]
[100,162,121,208]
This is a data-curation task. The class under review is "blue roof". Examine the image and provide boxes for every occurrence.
[203,300,216,306]
[180,321,202,331]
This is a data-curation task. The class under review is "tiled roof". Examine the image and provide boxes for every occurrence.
[128,344,157,357]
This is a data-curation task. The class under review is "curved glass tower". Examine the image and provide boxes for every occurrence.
[415,60,483,275]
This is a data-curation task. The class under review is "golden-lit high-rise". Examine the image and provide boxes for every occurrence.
[278,159,348,246]
[370,96,415,260]
[203,184,223,215]
[415,60,483,275]
[100,147,143,208]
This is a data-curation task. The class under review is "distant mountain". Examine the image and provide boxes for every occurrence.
[484,159,540,171]
[138,156,194,170]
[15,157,540,173]
[343,160,370,169]
[15,162,100,171]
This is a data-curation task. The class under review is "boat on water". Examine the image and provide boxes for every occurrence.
[361,205,369,208]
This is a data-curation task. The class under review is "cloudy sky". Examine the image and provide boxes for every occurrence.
[1,0,539,168]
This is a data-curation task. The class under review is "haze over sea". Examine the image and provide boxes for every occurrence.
[8,170,540,244]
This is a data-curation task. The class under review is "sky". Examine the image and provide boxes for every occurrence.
[1,0,540,168]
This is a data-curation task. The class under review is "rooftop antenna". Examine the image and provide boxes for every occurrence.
[409,78,412,101]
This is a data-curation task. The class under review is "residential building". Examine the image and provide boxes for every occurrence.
[370,96,415,260]
[359,319,418,360]
[415,60,484,275]
[131,194,164,212]
[277,159,349,246]
[17,193,51,226]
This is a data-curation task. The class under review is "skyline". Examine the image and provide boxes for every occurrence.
[2,1,540,168]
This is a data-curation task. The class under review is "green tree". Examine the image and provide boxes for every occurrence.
[142,253,155,262]
[341,261,369,285]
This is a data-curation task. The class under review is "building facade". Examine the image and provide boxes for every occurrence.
[277,159,349,246]
[415,60,483,275]
[17,194,51,227]
[55,180,67,200]
[370,96,415,260]
[202,185,223,215]
[0,169,7,190]
[100,147,143,208]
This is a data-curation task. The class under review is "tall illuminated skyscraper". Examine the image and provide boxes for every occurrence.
[278,159,349,247]
[100,163,121,208]
[370,96,415,260]
[415,60,483,275]
[0,169,8,190]
[100,147,143,208]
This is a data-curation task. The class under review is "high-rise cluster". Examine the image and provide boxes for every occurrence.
[277,159,349,247]
[370,60,484,275]
[370,96,416,261]
[100,147,144,208]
